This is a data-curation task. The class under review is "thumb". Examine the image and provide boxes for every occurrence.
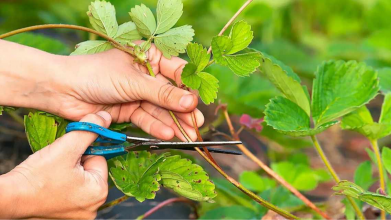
[82,155,108,185]
[138,74,198,112]
[54,111,112,160]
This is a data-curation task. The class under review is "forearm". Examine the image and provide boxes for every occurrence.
[0,40,71,112]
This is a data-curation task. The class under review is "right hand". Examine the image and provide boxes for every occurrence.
[0,111,112,219]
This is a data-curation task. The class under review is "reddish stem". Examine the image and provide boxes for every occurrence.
[137,198,198,220]
[221,107,331,220]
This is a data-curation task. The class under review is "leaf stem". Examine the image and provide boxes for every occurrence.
[7,111,24,125]
[0,24,133,56]
[310,135,365,220]
[207,0,254,54]
[205,59,215,69]
[370,139,386,220]
[136,197,198,220]
[220,108,330,219]
[146,62,156,77]
[98,195,129,211]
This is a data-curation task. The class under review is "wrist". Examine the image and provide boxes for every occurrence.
[0,40,73,114]
[0,172,33,218]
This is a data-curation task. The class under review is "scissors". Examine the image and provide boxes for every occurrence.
[65,122,243,159]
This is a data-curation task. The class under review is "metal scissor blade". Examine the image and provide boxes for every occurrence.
[127,141,242,151]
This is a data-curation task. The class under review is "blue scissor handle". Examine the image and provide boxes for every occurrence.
[66,122,127,144]
[84,145,128,160]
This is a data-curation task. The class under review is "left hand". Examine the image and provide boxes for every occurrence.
[59,45,204,141]
[0,40,204,141]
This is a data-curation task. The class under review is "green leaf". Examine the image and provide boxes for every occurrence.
[239,171,276,193]
[341,106,384,139]
[182,63,201,89]
[312,60,379,127]
[382,147,391,176]
[341,94,391,140]
[223,49,262,76]
[260,124,312,149]
[24,112,58,153]
[341,106,374,130]
[198,72,219,105]
[259,53,311,116]
[380,93,391,124]
[154,25,195,59]
[265,96,337,137]
[378,68,391,93]
[114,22,142,45]
[354,161,375,191]
[212,36,260,76]
[108,151,167,202]
[228,20,253,54]
[159,155,217,202]
[313,169,332,182]
[258,186,304,214]
[54,117,68,139]
[211,36,232,66]
[87,0,118,37]
[333,180,391,214]
[199,179,258,216]
[71,40,113,55]
[0,106,3,116]
[129,4,156,38]
[211,21,259,76]
[155,0,183,34]
[186,43,210,73]
[200,206,257,220]
[109,123,132,131]
[271,161,321,191]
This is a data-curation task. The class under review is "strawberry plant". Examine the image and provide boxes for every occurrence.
[0,0,300,219]
[3,0,391,219]
[261,51,391,219]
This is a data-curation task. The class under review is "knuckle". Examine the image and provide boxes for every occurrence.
[174,63,186,83]
[82,114,105,126]
[150,106,164,118]
[158,84,176,105]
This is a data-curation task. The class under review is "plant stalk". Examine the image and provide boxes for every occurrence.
[7,111,24,125]
[0,24,134,56]
[98,195,129,211]
[310,135,365,220]
[221,108,330,219]
[136,197,198,220]
[207,0,254,54]
[192,142,298,219]
[370,139,386,220]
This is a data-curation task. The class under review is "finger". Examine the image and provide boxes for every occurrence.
[109,101,141,123]
[138,74,198,112]
[147,43,187,86]
[140,102,198,141]
[82,155,108,184]
[141,101,204,128]
[54,111,112,159]
[130,107,175,140]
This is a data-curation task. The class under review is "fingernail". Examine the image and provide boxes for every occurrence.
[179,94,194,109]
[96,111,111,121]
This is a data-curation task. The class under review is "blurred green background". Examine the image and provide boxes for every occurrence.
[2,1,391,218]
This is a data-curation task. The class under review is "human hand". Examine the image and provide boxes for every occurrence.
[0,111,112,219]
[53,44,203,141]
